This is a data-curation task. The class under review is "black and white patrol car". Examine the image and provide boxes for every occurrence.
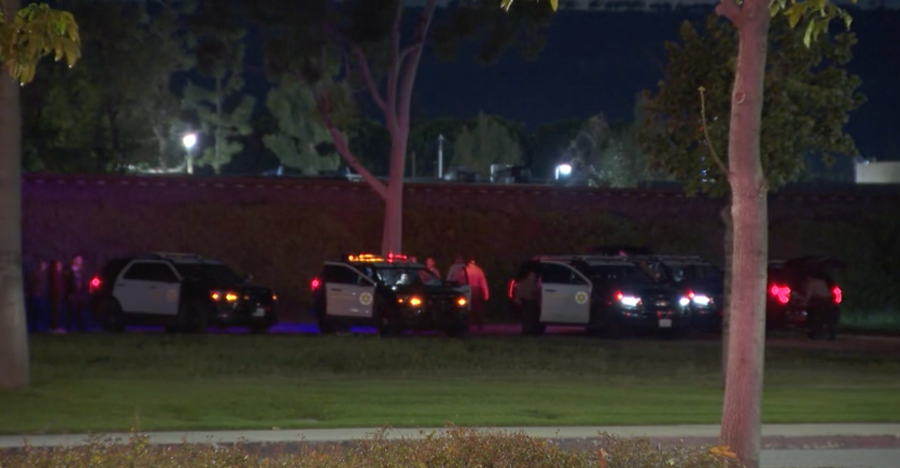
[89,253,278,334]
[310,253,469,336]
[508,255,688,337]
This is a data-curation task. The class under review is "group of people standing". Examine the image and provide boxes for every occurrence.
[421,255,490,332]
[23,254,93,334]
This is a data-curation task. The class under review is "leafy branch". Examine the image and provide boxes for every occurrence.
[0,3,81,84]
[698,86,729,178]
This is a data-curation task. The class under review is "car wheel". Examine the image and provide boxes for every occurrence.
[318,315,336,334]
[600,316,623,340]
[378,311,401,337]
[102,299,127,333]
[446,323,467,337]
[189,303,209,334]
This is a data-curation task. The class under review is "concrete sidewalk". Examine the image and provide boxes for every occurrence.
[2,423,899,449]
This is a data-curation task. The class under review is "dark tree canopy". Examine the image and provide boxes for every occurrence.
[638,13,865,197]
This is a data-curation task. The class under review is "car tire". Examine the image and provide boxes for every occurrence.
[600,316,623,340]
[189,303,209,334]
[446,324,467,337]
[318,316,336,334]
[378,310,401,337]
[101,299,127,333]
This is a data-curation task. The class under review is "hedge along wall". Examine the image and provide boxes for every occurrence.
[21,175,900,321]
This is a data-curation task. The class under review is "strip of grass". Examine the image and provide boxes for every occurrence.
[1,334,898,434]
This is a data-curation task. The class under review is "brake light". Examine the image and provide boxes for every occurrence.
[89,276,101,293]
[833,286,842,304]
[615,291,624,301]
[770,284,791,305]
[508,280,516,299]
[311,278,320,290]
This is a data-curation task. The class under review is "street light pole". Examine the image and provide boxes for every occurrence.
[437,134,444,180]
[182,133,197,175]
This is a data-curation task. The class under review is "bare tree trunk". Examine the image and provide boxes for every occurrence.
[382,133,408,255]
[215,75,223,174]
[324,0,437,256]
[154,125,168,169]
[717,1,771,467]
[720,197,733,388]
[0,0,29,391]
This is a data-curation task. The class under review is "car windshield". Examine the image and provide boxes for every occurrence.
[588,264,655,284]
[374,266,443,287]
[663,263,722,283]
[175,263,243,284]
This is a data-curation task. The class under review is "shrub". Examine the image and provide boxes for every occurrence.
[0,427,743,468]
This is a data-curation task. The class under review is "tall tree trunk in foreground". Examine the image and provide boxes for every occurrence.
[0,0,30,391]
[717,0,771,467]
[720,198,733,387]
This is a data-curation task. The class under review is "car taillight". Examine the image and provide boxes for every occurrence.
[508,280,516,299]
[769,284,791,305]
[832,286,842,304]
[89,276,101,293]
[311,278,321,290]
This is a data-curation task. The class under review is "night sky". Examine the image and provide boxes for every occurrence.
[406,7,900,162]
[236,4,899,166]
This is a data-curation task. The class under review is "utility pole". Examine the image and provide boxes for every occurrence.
[437,134,444,180]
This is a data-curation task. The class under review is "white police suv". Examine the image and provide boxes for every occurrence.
[89,252,277,333]
[310,253,469,336]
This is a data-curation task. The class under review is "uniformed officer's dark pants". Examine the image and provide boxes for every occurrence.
[66,294,90,332]
[470,296,485,331]
[26,295,50,333]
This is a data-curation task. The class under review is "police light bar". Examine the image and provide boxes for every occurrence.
[348,254,384,262]
[347,253,411,263]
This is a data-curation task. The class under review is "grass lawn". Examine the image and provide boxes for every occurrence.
[1,334,898,434]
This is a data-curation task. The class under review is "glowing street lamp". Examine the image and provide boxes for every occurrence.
[182,133,197,175]
[554,163,572,180]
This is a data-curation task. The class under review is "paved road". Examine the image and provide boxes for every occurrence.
[3,424,899,467]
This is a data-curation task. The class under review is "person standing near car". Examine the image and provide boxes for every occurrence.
[446,255,468,286]
[64,255,89,332]
[26,259,50,333]
[49,260,67,333]
[424,257,441,279]
[794,273,838,340]
[465,258,489,332]
[513,270,540,333]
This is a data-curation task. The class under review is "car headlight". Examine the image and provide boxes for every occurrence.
[679,297,691,307]
[398,296,423,306]
[692,295,712,306]
[457,297,467,307]
[614,291,641,308]
[211,290,239,302]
